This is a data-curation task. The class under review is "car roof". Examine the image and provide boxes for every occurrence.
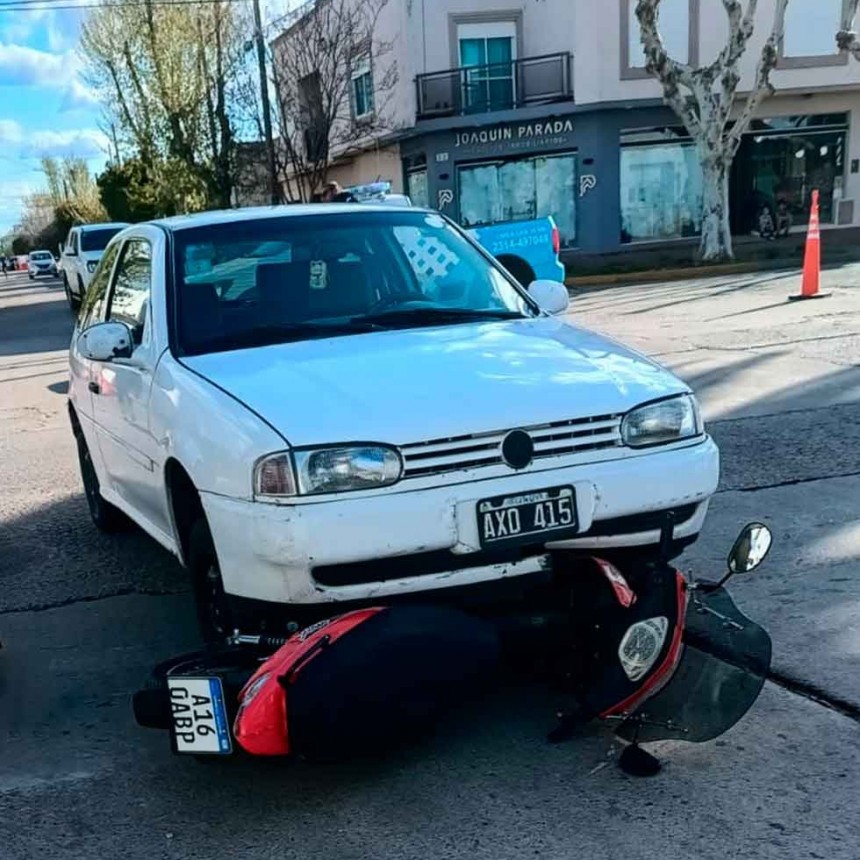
[149,204,427,233]
[30,249,52,254]
[76,222,130,232]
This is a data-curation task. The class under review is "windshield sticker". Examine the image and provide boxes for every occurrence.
[310,260,328,290]
[424,214,445,229]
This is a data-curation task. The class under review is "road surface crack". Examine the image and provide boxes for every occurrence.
[718,468,860,495]
[768,669,860,725]
[0,586,189,616]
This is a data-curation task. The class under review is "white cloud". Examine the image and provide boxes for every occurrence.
[0,119,107,158]
[0,40,95,112]
[0,42,77,88]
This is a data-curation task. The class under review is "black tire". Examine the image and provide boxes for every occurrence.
[64,275,80,312]
[190,518,258,643]
[497,256,536,287]
[76,432,126,532]
[28,273,34,281]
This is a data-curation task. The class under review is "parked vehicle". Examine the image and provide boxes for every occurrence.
[60,222,129,311]
[67,205,719,641]
[27,250,59,279]
[346,182,565,284]
[132,523,773,773]
[467,218,566,285]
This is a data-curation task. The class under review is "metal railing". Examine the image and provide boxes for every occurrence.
[416,52,573,120]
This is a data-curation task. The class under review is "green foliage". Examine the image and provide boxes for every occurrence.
[97,157,210,221]
[11,236,31,255]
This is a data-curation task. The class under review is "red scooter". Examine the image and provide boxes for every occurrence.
[134,523,773,774]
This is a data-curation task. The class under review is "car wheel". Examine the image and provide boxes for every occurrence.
[497,255,536,287]
[190,519,258,643]
[64,275,80,312]
[76,432,126,532]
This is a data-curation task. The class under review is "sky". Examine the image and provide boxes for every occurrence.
[0,1,105,236]
[0,0,302,237]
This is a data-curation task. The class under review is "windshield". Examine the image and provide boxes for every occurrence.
[31,252,52,261]
[173,210,535,356]
[81,228,124,253]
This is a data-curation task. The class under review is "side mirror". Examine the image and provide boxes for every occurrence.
[728,523,773,575]
[528,279,570,315]
[78,321,133,362]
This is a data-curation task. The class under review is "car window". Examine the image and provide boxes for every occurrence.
[82,227,125,253]
[107,239,152,345]
[79,242,121,329]
[173,211,533,356]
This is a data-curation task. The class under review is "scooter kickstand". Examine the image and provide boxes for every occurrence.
[618,722,662,777]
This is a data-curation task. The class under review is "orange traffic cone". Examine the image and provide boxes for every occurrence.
[789,189,830,301]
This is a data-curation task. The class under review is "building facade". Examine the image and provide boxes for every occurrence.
[274,0,860,260]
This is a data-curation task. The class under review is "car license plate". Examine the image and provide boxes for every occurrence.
[167,676,233,755]
[477,486,578,546]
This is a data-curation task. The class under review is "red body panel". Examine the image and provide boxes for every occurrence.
[233,608,384,756]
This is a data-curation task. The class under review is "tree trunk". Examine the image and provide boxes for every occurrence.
[698,151,734,263]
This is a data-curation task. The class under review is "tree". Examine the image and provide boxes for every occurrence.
[251,0,398,202]
[837,1,860,57]
[80,0,244,212]
[636,0,790,262]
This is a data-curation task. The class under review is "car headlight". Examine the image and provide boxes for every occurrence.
[295,446,402,495]
[87,260,98,273]
[621,395,701,448]
[618,617,669,682]
[254,445,402,498]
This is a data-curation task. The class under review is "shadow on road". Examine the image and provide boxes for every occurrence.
[0,491,188,614]
[0,298,74,357]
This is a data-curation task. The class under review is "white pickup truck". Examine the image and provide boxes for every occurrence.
[60,222,129,311]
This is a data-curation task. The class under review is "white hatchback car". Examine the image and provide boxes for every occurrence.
[68,206,719,639]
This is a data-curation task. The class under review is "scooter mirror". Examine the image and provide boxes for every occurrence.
[728,523,773,574]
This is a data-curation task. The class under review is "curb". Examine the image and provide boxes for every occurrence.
[565,260,800,289]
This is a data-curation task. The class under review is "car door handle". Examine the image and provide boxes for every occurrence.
[88,381,101,395]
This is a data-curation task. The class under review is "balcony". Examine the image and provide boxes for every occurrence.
[416,52,573,121]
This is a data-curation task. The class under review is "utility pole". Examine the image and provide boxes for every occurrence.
[253,0,280,205]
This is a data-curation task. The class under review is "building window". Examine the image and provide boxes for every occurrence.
[407,168,429,208]
[458,153,577,246]
[621,0,697,79]
[780,0,847,68]
[351,57,374,120]
[458,22,516,113]
[731,116,847,232]
[620,136,703,243]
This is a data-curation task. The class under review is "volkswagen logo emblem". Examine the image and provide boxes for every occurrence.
[501,430,534,470]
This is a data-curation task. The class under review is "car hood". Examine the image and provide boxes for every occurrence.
[183,318,689,447]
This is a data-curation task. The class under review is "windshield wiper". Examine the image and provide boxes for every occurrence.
[352,307,524,328]
[187,320,381,353]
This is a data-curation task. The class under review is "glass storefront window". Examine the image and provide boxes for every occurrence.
[620,143,703,243]
[407,169,429,209]
[458,153,577,246]
[735,130,845,229]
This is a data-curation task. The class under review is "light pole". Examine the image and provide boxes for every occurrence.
[253,0,280,205]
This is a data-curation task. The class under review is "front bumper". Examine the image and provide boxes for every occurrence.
[202,437,719,606]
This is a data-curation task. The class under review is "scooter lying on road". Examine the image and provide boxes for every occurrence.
[133,523,773,774]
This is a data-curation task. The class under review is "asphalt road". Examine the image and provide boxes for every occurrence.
[2,267,860,859]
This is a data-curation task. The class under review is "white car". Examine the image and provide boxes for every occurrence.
[27,249,58,279]
[67,206,719,640]
[61,222,129,311]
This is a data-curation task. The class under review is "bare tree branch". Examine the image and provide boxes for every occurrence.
[837,0,860,59]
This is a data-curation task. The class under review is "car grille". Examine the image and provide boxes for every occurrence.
[399,414,623,479]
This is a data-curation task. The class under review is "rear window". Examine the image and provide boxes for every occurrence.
[81,228,124,252]
[31,252,52,261]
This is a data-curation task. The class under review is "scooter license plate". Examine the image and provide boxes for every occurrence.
[167,677,233,755]
[477,486,579,547]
